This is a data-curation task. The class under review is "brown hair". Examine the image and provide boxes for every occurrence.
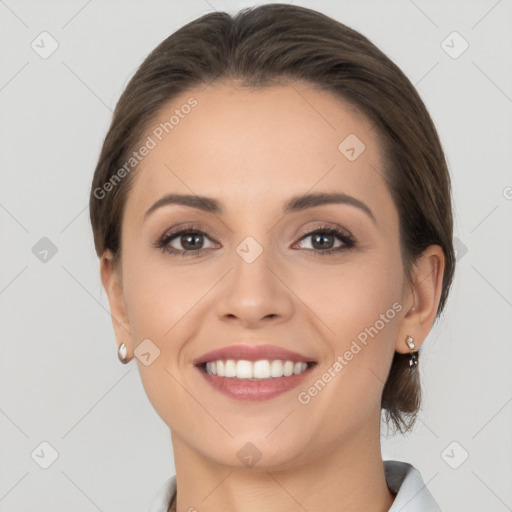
[89,3,455,433]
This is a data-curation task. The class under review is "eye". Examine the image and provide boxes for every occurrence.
[155,224,218,256]
[294,224,356,256]
[154,222,356,257]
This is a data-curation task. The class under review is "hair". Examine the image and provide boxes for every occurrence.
[89,3,455,433]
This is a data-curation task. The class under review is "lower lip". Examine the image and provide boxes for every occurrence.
[195,364,315,401]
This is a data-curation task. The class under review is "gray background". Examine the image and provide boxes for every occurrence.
[1,0,511,510]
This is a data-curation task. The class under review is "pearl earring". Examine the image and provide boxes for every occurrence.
[118,343,129,364]
[405,335,418,368]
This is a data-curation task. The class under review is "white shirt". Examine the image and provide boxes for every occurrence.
[146,460,441,512]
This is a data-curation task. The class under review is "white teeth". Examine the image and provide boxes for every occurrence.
[270,360,283,377]
[293,362,303,375]
[253,360,270,378]
[204,359,309,379]
[236,360,253,379]
[283,361,294,377]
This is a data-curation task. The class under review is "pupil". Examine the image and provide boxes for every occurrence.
[312,233,333,250]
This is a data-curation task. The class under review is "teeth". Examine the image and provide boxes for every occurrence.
[204,359,309,379]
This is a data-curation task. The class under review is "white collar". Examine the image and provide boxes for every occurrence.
[146,460,441,512]
[385,461,441,511]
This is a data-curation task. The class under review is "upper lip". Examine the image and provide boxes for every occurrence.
[193,344,317,365]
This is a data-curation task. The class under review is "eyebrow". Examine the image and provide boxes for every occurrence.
[144,192,376,224]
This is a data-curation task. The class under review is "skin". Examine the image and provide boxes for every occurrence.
[100,81,445,512]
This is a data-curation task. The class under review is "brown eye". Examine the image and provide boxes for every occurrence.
[176,232,205,250]
[162,230,214,253]
[295,225,356,256]
[304,232,337,250]
[155,225,219,256]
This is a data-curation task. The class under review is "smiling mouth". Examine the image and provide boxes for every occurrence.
[197,360,317,380]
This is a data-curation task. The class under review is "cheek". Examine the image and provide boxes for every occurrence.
[293,261,403,431]
[119,251,202,425]
[292,250,404,400]
[293,251,403,341]
[121,242,203,336]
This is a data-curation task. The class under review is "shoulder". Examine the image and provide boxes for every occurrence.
[385,460,442,511]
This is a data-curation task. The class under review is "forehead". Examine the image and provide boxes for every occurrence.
[126,81,392,219]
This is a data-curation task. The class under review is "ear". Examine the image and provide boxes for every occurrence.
[395,244,445,354]
[100,250,133,360]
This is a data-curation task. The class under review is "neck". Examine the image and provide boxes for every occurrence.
[169,424,395,512]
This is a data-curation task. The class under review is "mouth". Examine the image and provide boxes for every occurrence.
[193,343,316,367]
[192,344,318,401]
[196,359,316,380]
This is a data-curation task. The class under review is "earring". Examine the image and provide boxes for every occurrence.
[118,343,129,364]
[405,335,418,368]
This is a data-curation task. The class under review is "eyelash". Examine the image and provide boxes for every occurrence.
[154,223,356,257]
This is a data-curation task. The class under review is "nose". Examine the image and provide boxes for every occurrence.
[214,243,295,329]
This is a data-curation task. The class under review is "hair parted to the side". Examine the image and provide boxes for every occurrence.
[89,3,455,433]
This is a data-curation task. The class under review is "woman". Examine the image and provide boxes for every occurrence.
[89,4,454,511]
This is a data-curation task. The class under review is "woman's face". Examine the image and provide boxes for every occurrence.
[109,81,416,469]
